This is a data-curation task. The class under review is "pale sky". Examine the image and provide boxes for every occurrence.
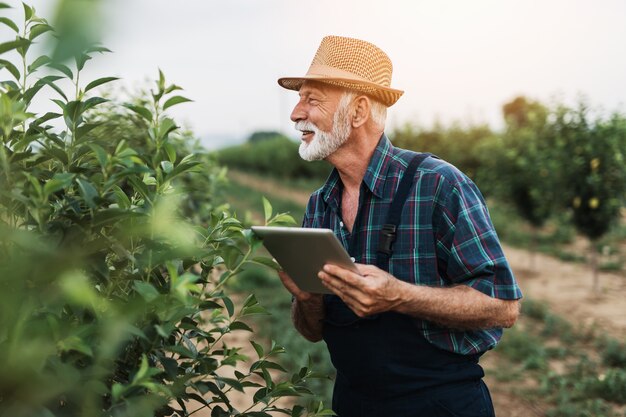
[6,0,626,149]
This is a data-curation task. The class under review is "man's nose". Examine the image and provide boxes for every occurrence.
[290,100,306,123]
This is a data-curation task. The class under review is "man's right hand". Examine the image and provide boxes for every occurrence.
[278,270,323,304]
[278,270,325,342]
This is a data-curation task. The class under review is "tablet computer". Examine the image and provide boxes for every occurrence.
[251,226,358,294]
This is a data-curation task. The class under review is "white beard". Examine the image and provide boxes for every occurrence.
[296,96,353,161]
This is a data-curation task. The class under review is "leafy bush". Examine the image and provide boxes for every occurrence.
[391,121,495,186]
[0,4,331,417]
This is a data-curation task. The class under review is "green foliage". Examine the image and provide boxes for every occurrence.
[486,96,560,228]
[217,135,331,181]
[0,3,331,417]
[553,105,626,241]
[391,121,494,184]
[247,131,287,143]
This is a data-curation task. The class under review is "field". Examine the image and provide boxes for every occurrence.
[222,169,626,417]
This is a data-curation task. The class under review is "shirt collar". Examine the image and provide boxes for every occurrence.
[321,133,394,205]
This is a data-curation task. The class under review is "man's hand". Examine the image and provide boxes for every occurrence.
[319,263,521,329]
[318,263,404,317]
[278,270,324,342]
[278,270,322,304]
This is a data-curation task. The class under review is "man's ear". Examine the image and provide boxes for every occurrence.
[352,95,371,128]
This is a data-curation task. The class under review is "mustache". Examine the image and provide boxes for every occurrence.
[295,121,320,133]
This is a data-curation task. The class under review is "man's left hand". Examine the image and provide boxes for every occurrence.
[318,263,405,317]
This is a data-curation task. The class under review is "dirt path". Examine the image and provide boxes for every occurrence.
[228,170,312,206]
[503,245,626,338]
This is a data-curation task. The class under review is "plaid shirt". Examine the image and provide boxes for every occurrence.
[302,134,522,355]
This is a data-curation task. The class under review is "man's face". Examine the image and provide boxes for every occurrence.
[290,81,353,161]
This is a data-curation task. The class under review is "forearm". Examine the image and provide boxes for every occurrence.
[291,297,325,342]
[394,281,520,330]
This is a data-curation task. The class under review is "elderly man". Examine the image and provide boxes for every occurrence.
[277,36,522,417]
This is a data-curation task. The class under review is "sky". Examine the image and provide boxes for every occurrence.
[5,0,626,149]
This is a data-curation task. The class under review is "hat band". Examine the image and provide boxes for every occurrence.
[306,64,375,85]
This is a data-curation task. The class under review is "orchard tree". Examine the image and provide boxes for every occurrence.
[484,96,560,267]
[553,104,626,293]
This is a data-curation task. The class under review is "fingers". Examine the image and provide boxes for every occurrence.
[322,264,363,286]
[278,270,311,301]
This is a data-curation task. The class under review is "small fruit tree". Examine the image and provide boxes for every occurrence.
[553,103,626,293]
[0,3,331,417]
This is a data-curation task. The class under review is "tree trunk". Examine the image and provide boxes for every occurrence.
[590,240,600,295]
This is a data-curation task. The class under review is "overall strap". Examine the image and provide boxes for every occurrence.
[376,153,432,270]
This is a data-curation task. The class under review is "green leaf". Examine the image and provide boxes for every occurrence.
[163,142,176,163]
[43,146,69,165]
[43,172,74,196]
[89,143,108,168]
[23,3,33,20]
[111,185,131,209]
[222,295,234,317]
[0,38,30,55]
[29,23,52,40]
[124,103,152,122]
[84,76,119,93]
[0,17,19,32]
[76,177,98,209]
[241,303,268,317]
[27,55,51,72]
[133,281,159,302]
[32,112,61,126]
[250,340,264,358]
[160,160,173,174]
[229,321,253,332]
[0,3,12,9]
[262,196,272,223]
[49,62,73,79]
[158,117,177,139]
[58,335,94,357]
[111,383,125,401]
[34,75,67,101]
[86,45,112,54]
[163,95,192,111]
[250,360,287,373]
[249,256,280,270]
[83,96,108,112]
[0,58,20,80]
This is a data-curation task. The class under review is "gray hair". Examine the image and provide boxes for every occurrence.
[339,91,387,129]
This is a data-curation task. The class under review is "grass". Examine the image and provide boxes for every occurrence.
[221,177,306,226]
[493,298,626,416]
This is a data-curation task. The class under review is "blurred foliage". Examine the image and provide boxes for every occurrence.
[0,3,332,417]
[488,97,559,228]
[217,134,331,181]
[392,121,495,184]
[552,105,626,241]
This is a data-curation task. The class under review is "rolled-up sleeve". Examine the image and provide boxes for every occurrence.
[434,178,522,300]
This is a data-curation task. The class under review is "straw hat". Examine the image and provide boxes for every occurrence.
[278,35,404,107]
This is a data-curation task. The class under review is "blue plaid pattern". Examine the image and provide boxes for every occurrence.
[302,134,522,354]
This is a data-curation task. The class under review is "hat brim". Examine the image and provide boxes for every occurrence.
[277,75,404,107]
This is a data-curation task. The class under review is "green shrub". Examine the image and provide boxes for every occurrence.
[600,338,626,368]
[0,4,330,416]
